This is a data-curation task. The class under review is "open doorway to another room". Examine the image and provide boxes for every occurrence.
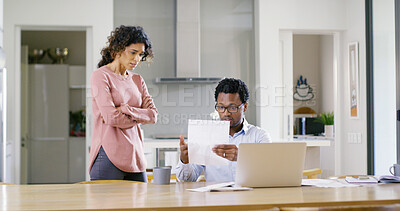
[292,34,334,133]
[20,30,87,184]
[291,34,336,179]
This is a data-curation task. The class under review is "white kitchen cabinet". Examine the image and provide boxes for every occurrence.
[30,140,69,183]
[68,137,86,183]
[26,64,87,184]
[28,64,69,184]
[29,137,86,184]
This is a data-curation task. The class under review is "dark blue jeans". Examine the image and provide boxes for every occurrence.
[90,146,147,182]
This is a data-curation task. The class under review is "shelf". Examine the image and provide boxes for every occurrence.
[70,85,86,89]
[293,135,334,140]
[69,136,86,140]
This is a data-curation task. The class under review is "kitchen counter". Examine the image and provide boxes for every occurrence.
[292,135,333,147]
[294,135,333,139]
[144,137,332,147]
[144,137,333,176]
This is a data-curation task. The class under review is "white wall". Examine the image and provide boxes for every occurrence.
[255,0,346,141]
[3,0,113,183]
[0,0,2,47]
[0,0,3,182]
[293,35,321,113]
[256,0,368,175]
[372,0,397,175]
[319,35,334,113]
[338,0,367,175]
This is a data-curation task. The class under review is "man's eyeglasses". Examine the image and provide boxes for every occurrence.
[215,104,244,113]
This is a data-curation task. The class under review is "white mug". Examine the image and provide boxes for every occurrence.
[389,164,400,176]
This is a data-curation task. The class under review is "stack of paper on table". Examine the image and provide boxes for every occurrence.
[345,175,400,184]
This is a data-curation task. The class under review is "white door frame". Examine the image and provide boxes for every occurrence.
[279,31,294,140]
[280,30,341,175]
[9,25,93,184]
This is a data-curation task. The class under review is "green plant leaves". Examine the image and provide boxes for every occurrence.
[316,112,334,125]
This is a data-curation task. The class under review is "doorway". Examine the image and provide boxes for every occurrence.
[20,30,87,184]
[292,34,335,178]
[280,31,340,178]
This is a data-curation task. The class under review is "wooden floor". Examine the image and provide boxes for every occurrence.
[1,182,400,210]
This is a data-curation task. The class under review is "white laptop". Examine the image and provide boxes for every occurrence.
[235,142,307,188]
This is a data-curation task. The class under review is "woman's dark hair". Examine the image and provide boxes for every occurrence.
[98,25,153,68]
[214,78,249,103]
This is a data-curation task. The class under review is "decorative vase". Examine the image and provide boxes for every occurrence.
[324,125,334,137]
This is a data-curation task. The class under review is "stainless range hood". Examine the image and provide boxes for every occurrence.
[154,0,222,84]
[154,77,222,83]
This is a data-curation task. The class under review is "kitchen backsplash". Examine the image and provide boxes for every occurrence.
[142,83,217,138]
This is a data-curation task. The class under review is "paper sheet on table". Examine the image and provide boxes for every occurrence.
[302,179,359,188]
[188,119,230,165]
[186,182,252,192]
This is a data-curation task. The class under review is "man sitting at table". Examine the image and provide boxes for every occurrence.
[176,78,271,182]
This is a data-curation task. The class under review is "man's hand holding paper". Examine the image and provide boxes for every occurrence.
[179,136,189,164]
[212,144,238,161]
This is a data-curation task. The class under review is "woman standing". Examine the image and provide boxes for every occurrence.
[89,25,157,182]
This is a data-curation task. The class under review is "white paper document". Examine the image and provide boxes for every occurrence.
[186,182,252,192]
[302,179,359,188]
[188,119,230,165]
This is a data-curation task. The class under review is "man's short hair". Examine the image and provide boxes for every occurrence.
[214,78,249,103]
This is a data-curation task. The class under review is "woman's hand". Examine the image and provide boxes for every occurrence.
[142,96,155,109]
[116,106,131,119]
[116,106,123,113]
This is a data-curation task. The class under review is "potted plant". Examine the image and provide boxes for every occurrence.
[317,112,334,137]
[69,109,86,137]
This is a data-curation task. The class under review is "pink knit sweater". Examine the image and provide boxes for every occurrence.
[89,66,158,173]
